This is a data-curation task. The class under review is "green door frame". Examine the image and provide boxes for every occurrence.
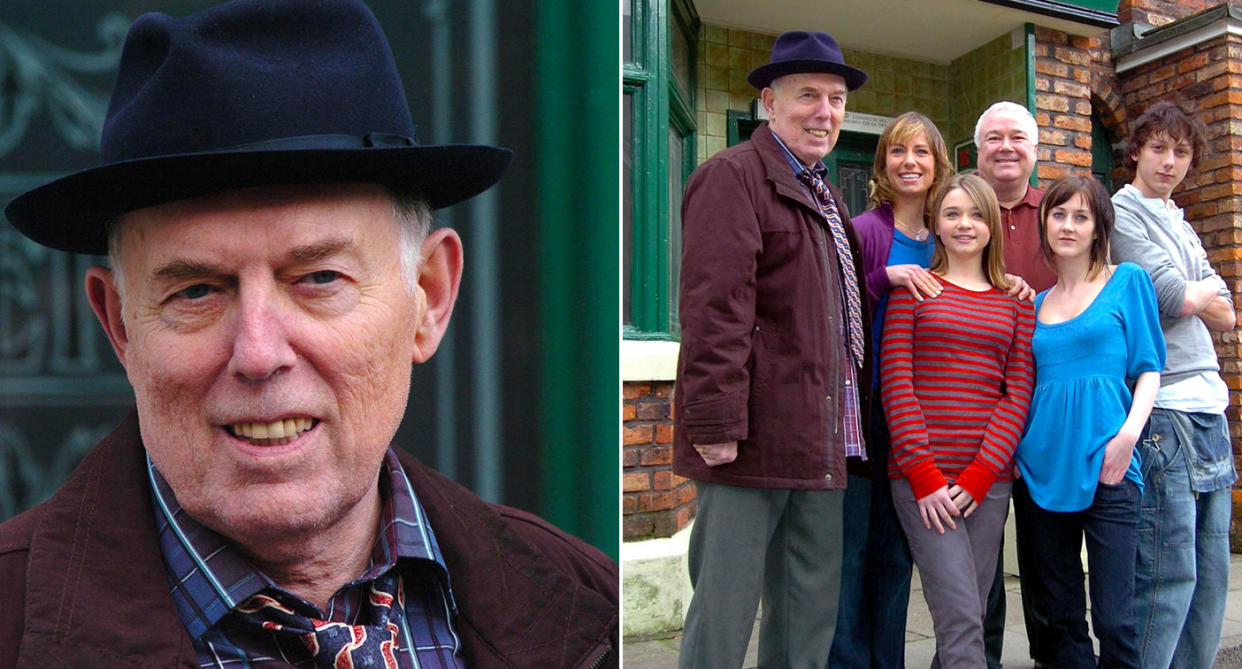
[535,3,619,559]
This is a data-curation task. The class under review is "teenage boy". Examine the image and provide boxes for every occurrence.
[1110,100,1236,669]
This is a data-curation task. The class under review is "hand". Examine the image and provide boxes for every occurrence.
[1005,273,1036,302]
[1099,429,1138,485]
[915,486,959,534]
[947,484,979,517]
[886,264,941,302]
[694,441,738,467]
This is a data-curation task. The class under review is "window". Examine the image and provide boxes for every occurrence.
[623,0,698,339]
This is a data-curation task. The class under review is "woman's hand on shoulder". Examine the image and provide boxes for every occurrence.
[1004,273,1036,302]
[916,485,960,534]
[886,264,941,302]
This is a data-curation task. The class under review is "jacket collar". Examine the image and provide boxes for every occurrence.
[18,410,614,668]
[752,122,825,215]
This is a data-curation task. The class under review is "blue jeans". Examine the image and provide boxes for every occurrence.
[829,400,913,669]
[1025,480,1141,668]
[1135,409,1234,669]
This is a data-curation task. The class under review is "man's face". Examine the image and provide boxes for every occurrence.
[96,184,443,548]
[762,72,848,165]
[976,109,1037,189]
[1131,131,1193,201]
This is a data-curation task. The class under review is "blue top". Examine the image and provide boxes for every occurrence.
[871,228,936,342]
[870,228,934,384]
[1016,262,1166,512]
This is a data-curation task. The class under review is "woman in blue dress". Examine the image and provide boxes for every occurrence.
[1015,175,1165,668]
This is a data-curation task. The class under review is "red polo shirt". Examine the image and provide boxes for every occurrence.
[1001,185,1057,293]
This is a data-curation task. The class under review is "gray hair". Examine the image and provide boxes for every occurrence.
[973,101,1039,149]
[106,188,432,305]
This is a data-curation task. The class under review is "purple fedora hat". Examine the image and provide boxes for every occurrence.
[5,0,512,255]
[747,30,868,91]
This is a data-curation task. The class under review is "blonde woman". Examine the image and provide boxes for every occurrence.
[832,111,950,669]
[881,172,1034,667]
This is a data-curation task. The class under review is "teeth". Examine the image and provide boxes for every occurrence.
[231,418,314,441]
[806,129,828,137]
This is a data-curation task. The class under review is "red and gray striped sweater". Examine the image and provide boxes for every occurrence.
[880,276,1035,503]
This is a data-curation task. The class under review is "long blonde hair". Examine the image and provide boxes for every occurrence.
[867,111,953,217]
[928,173,1010,290]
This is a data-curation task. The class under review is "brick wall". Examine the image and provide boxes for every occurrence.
[1119,0,1221,27]
[1032,27,1097,184]
[1114,23,1242,547]
[622,381,695,540]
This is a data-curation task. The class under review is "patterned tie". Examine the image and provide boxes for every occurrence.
[234,569,404,669]
[797,168,865,367]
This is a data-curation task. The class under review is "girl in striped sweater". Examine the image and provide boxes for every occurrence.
[880,171,1035,668]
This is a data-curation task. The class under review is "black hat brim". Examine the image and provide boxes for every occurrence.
[5,144,512,255]
[747,60,868,91]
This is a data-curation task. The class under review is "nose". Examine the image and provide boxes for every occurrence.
[814,96,832,118]
[226,282,297,382]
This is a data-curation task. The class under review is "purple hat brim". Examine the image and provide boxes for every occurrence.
[747,60,868,91]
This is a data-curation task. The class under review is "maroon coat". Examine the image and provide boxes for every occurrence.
[0,410,617,668]
[673,123,872,490]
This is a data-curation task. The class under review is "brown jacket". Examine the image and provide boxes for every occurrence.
[0,410,617,668]
[673,123,872,490]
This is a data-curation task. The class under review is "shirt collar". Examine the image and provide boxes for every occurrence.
[149,447,454,639]
[1000,184,1041,211]
[1122,182,1181,214]
[769,129,826,180]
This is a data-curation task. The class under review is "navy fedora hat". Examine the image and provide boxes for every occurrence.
[4,0,512,255]
[747,30,868,91]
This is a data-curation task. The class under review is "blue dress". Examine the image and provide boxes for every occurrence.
[1016,262,1166,512]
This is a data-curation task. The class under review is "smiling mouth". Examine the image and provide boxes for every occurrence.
[227,417,317,446]
[805,128,829,138]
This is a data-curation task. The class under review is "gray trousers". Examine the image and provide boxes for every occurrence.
[892,478,1012,669]
[679,480,845,669]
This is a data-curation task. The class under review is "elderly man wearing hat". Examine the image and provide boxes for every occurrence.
[0,1,617,667]
[673,30,870,668]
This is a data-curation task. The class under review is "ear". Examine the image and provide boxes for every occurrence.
[85,265,130,369]
[410,227,463,364]
[760,87,777,119]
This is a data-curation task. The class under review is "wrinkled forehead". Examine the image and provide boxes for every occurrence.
[111,184,399,269]
[771,71,848,94]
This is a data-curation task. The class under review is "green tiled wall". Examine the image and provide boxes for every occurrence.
[696,23,1028,167]
[843,49,950,133]
[947,31,1027,151]
[696,23,953,164]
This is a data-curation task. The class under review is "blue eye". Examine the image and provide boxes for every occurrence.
[307,270,340,284]
[177,284,212,300]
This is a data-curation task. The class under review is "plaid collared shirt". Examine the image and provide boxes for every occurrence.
[149,449,466,668]
[770,131,866,460]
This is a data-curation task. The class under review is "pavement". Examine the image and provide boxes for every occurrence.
[622,553,1242,668]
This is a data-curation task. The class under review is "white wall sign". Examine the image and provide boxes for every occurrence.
[750,100,892,137]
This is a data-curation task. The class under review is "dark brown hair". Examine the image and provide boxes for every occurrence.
[1124,100,1207,169]
[1038,176,1113,280]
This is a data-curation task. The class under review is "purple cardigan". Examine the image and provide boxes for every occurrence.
[852,202,899,311]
